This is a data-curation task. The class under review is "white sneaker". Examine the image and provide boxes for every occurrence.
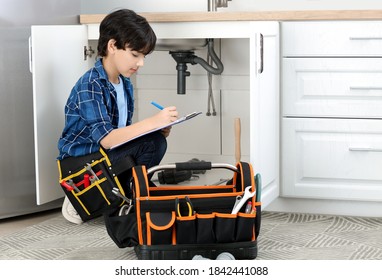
[62,196,83,224]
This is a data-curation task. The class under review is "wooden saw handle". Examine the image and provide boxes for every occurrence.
[234,117,241,163]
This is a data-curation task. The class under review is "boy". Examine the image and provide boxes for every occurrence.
[58,9,178,224]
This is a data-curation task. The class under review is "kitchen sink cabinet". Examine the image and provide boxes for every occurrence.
[281,21,382,203]
[30,20,280,208]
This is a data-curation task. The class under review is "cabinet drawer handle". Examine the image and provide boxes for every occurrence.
[257,33,264,74]
[349,37,382,40]
[349,147,382,152]
[349,86,382,91]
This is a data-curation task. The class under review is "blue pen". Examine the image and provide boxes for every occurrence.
[151,101,164,110]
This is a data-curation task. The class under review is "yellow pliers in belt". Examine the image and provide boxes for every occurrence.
[175,196,194,217]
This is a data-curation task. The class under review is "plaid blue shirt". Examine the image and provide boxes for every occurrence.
[57,59,134,160]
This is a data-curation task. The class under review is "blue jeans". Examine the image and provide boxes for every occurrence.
[106,131,167,193]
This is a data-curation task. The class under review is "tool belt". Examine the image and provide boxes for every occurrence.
[104,161,261,260]
[57,148,135,222]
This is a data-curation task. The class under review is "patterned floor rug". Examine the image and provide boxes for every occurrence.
[1,211,382,260]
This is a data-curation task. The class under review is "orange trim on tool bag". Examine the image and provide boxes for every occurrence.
[237,212,255,218]
[132,167,141,198]
[176,214,196,221]
[133,166,149,245]
[172,225,176,245]
[138,191,241,201]
[214,212,237,218]
[136,198,143,245]
[232,170,238,191]
[249,163,255,191]
[146,212,176,245]
[146,216,151,245]
[146,212,176,231]
[248,163,256,192]
[196,213,216,219]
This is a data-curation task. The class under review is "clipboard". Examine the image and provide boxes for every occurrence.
[110,111,202,150]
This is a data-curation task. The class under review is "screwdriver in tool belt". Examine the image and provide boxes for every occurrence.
[245,201,252,214]
[83,174,90,188]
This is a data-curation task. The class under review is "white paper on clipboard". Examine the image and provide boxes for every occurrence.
[110,111,202,150]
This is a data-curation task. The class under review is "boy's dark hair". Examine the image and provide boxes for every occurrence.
[97,9,156,57]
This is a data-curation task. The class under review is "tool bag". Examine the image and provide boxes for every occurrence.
[57,148,135,222]
[104,160,261,260]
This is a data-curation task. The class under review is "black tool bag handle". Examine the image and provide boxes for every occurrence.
[147,162,237,175]
[175,161,212,171]
[141,161,253,195]
[234,161,254,193]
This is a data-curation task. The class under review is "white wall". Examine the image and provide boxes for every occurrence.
[81,0,382,13]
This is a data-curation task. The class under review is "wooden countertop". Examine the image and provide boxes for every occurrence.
[80,10,382,24]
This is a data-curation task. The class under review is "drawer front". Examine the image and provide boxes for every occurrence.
[282,21,382,57]
[282,58,382,118]
[282,118,382,201]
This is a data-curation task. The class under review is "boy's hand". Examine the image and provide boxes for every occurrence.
[157,106,178,125]
[161,126,172,138]
[157,107,177,137]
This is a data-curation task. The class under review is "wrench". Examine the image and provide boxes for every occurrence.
[231,186,256,214]
[85,163,100,181]
[112,187,132,205]
[67,179,80,192]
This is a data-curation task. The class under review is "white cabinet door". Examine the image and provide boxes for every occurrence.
[249,24,280,207]
[282,117,382,201]
[30,26,91,204]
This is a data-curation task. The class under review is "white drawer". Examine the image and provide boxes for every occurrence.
[282,57,382,118]
[282,118,382,201]
[282,21,382,57]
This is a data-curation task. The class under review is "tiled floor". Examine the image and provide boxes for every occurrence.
[0,209,61,237]
[2,211,382,260]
